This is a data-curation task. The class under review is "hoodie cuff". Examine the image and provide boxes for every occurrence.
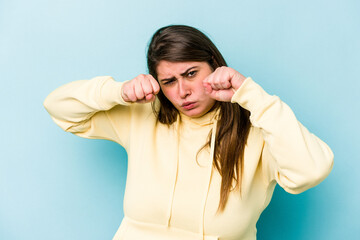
[97,76,132,109]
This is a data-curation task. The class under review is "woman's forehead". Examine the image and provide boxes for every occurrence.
[156,61,204,78]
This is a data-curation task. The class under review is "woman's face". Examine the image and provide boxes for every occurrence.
[156,60,216,118]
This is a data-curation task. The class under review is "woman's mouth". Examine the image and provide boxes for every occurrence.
[182,102,196,110]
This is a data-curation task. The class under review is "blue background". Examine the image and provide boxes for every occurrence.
[1,0,359,239]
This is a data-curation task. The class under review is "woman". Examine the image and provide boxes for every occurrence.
[44,25,334,240]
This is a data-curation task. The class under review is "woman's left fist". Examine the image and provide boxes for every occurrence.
[203,66,246,102]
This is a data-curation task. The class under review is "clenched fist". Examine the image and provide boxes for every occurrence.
[121,74,160,103]
[203,67,246,102]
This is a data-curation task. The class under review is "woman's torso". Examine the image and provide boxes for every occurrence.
[113,103,274,240]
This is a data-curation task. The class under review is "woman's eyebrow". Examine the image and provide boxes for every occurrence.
[159,66,199,83]
[180,66,198,77]
[160,76,176,83]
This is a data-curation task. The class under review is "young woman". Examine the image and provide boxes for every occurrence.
[44,25,334,240]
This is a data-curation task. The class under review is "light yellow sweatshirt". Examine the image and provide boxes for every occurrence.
[44,76,334,240]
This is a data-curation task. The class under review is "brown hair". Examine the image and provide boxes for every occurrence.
[147,25,251,212]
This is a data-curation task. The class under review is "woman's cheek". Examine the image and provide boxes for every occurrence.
[162,88,177,104]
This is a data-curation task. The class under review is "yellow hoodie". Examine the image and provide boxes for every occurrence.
[44,76,334,240]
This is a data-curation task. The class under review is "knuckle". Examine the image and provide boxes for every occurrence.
[136,74,146,82]
[130,95,137,102]
[137,89,144,97]
[144,88,152,95]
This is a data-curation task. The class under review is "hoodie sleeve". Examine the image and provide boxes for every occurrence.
[231,77,334,194]
[43,76,133,148]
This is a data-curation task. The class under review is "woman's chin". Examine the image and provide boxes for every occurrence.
[180,108,207,118]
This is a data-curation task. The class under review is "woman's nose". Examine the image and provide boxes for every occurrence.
[178,80,190,98]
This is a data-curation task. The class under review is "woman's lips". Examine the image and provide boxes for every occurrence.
[182,102,196,110]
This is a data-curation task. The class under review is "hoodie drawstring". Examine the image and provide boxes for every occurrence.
[167,117,181,227]
[201,119,217,239]
[166,114,218,240]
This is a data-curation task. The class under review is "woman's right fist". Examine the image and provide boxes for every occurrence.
[121,74,160,103]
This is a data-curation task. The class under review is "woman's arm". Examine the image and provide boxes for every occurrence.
[231,77,334,193]
[203,67,334,194]
[43,74,159,148]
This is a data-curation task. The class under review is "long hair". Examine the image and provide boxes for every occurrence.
[147,25,251,212]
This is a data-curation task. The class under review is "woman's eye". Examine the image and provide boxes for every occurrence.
[188,71,197,77]
[164,79,175,85]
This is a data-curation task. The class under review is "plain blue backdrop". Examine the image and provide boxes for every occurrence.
[1,0,359,239]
